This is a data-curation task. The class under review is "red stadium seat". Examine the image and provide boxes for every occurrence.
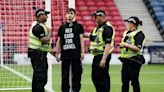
[106,1,115,6]
[111,11,120,16]
[80,11,90,16]
[76,16,82,21]
[96,1,106,6]
[0,0,126,54]
[117,26,126,32]
[82,16,92,21]
[98,6,110,11]
[88,6,97,11]
[114,36,122,43]
[76,1,85,6]
[113,16,122,21]
[86,1,95,6]
[86,25,95,32]
[115,21,125,26]
[78,6,88,11]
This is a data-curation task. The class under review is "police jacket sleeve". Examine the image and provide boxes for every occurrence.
[134,31,145,49]
[102,26,114,44]
[32,24,45,39]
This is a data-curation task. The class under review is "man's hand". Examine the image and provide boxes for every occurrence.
[83,33,91,38]
[99,59,106,68]
[50,50,56,56]
[119,43,127,48]
[50,49,60,62]
[55,53,61,62]
[80,53,84,61]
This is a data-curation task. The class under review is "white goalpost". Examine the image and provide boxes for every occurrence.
[0,0,54,91]
[0,0,71,91]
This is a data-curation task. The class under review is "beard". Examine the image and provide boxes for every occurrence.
[43,19,47,22]
[68,17,73,21]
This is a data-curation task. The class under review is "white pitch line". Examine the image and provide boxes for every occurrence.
[53,82,164,85]
[54,71,164,74]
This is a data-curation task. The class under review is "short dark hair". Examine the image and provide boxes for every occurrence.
[66,8,76,14]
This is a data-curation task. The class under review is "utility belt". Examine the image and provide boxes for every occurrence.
[89,48,104,56]
[28,48,47,58]
[90,48,103,53]
[118,55,145,64]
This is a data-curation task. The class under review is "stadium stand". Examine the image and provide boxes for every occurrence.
[0,0,125,56]
[0,0,45,51]
[51,0,68,44]
[148,42,164,63]
[143,0,164,39]
[0,0,45,62]
[75,0,126,53]
[115,0,163,44]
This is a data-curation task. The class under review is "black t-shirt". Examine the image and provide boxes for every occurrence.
[32,24,45,39]
[90,22,114,44]
[58,21,84,60]
[123,30,145,49]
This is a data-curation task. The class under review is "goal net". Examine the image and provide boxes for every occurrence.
[0,0,68,91]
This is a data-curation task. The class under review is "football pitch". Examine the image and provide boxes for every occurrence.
[52,64,164,92]
[0,64,164,92]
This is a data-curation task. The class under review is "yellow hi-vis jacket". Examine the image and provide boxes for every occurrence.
[120,29,145,58]
[29,21,51,52]
[90,22,115,56]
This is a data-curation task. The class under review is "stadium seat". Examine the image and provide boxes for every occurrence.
[82,16,92,21]
[116,26,126,32]
[111,11,120,16]
[1,0,125,53]
[115,21,125,27]
[78,6,88,11]
[144,0,164,39]
[106,1,115,6]
[86,25,95,32]
[76,16,82,21]
[76,1,85,6]
[75,0,125,53]
[0,0,47,53]
[80,11,90,16]
[97,6,110,11]
[88,6,98,11]
[86,1,95,6]
[113,16,122,21]
[96,1,106,6]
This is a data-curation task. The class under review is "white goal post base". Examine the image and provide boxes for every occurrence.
[0,53,54,92]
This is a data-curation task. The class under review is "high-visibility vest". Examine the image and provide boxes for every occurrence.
[90,22,115,56]
[29,21,51,52]
[120,29,145,58]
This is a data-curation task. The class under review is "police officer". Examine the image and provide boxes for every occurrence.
[84,10,115,92]
[118,16,145,92]
[28,9,51,92]
[55,8,85,92]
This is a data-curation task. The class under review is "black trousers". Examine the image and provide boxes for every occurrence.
[121,61,142,92]
[92,54,111,92]
[29,49,48,92]
[61,58,82,92]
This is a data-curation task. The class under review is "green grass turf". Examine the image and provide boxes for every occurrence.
[53,64,164,92]
[0,64,164,92]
